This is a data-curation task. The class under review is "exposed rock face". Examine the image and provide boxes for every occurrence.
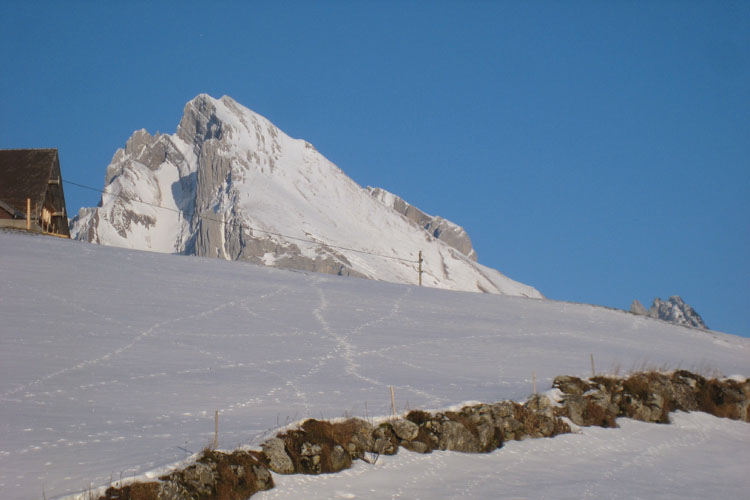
[630,296,708,329]
[629,299,648,316]
[71,94,542,297]
[367,187,477,261]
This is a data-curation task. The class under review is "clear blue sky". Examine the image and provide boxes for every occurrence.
[2,1,748,337]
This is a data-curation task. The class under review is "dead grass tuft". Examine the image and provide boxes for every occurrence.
[590,376,620,394]
[301,418,362,447]
[512,403,570,437]
[98,482,159,500]
[405,410,431,425]
[412,423,438,451]
[278,418,361,474]
[622,372,664,400]
[696,379,743,420]
[582,400,617,428]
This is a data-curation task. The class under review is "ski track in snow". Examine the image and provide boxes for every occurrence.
[0,232,748,500]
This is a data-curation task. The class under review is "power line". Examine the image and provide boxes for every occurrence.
[63,179,419,264]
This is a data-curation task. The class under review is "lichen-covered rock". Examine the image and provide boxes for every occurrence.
[438,420,483,452]
[155,480,191,500]
[560,385,618,428]
[444,404,502,452]
[490,401,515,419]
[561,394,586,426]
[402,440,431,454]
[553,375,591,396]
[343,419,375,459]
[178,461,217,497]
[391,419,419,442]
[496,416,524,441]
[146,449,274,500]
[525,394,556,420]
[299,441,323,473]
[621,373,671,423]
[511,403,571,438]
[371,424,399,455]
[411,415,443,451]
[252,464,273,491]
[583,389,619,427]
[261,437,295,474]
[330,445,351,472]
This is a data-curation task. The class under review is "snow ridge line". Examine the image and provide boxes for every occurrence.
[79,370,749,500]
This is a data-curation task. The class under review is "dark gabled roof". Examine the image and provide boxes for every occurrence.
[0,149,59,215]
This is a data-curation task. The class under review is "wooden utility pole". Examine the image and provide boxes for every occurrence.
[418,251,423,286]
[214,410,219,449]
[26,198,30,230]
[390,386,396,417]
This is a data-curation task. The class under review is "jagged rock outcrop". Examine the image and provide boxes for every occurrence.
[367,187,478,261]
[630,296,708,329]
[630,299,648,316]
[71,94,542,297]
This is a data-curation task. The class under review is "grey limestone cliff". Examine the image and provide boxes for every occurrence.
[367,187,477,261]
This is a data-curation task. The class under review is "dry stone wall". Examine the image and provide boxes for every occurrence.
[96,370,749,500]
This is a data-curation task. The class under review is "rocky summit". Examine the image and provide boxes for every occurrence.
[70,94,541,297]
[630,296,708,329]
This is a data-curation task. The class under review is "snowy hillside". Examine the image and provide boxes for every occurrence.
[0,231,748,500]
[70,94,540,297]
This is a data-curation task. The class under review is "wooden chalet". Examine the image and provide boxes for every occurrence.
[0,149,70,237]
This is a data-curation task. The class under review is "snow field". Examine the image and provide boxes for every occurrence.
[0,231,748,499]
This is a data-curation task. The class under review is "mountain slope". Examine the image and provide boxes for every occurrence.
[70,94,540,297]
[1,231,748,500]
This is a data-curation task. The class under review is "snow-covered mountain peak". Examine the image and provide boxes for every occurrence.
[71,94,541,298]
[178,94,276,162]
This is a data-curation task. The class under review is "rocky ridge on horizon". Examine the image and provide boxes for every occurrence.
[367,187,478,261]
[630,295,708,329]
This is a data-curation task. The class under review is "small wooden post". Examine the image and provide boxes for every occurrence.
[418,251,423,286]
[26,198,31,230]
[390,386,396,417]
[213,410,219,449]
[532,372,537,394]
[590,353,596,378]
